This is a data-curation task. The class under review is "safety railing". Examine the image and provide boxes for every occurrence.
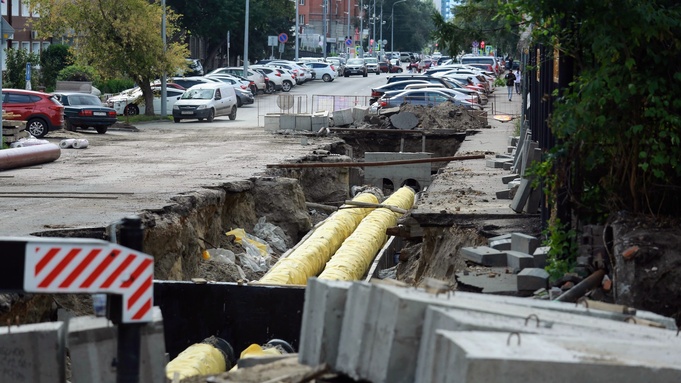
[311,95,372,114]
[257,94,309,127]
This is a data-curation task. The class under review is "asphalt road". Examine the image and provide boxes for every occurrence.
[0,73,392,236]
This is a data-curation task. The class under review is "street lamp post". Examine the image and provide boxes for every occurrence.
[295,0,299,60]
[391,0,406,52]
[359,0,364,52]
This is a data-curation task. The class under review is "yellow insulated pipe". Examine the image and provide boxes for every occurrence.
[318,186,415,281]
[258,192,379,285]
[165,336,234,380]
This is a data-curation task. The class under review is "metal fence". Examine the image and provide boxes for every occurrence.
[257,94,372,127]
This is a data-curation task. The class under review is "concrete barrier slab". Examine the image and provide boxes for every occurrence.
[0,322,64,383]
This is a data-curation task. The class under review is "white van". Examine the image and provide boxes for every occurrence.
[172,83,237,123]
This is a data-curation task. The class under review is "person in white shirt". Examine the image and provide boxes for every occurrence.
[514,69,521,95]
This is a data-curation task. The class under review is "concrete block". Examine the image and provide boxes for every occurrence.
[507,146,515,154]
[486,159,506,168]
[508,136,519,146]
[495,154,513,159]
[517,268,549,291]
[335,282,372,380]
[0,322,64,383]
[510,178,531,212]
[68,307,166,383]
[431,330,681,383]
[460,246,507,267]
[488,234,512,251]
[311,111,329,131]
[298,278,352,367]
[502,161,512,170]
[506,250,535,271]
[332,108,354,126]
[511,233,540,254]
[502,174,519,184]
[279,114,296,130]
[294,114,312,131]
[263,114,281,131]
[495,189,511,199]
[352,106,369,123]
[364,152,432,191]
[533,246,550,268]
[507,179,521,189]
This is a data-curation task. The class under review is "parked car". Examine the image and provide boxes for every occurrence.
[265,62,307,85]
[172,83,237,123]
[326,57,345,75]
[176,59,204,76]
[107,86,185,116]
[377,89,478,110]
[344,58,368,77]
[204,75,255,106]
[207,67,266,94]
[53,92,117,134]
[306,62,337,82]
[2,89,64,138]
[370,80,430,103]
[399,52,411,62]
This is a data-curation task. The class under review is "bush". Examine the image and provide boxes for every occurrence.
[40,44,73,91]
[95,78,136,94]
[57,65,99,82]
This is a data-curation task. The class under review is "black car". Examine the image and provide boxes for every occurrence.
[235,88,254,107]
[53,92,117,134]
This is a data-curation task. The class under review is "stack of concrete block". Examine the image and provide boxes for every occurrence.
[0,307,166,383]
[331,108,354,126]
[298,278,681,383]
[460,233,548,292]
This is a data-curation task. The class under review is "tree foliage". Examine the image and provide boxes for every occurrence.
[4,48,40,89]
[505,0,681,218]
[26,0,188,115]
[39,44,72,91]
[432,0,520,57]
[166,0,294,68]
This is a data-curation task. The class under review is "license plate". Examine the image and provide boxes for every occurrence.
[181,111,193,115]
[93,111,106,116]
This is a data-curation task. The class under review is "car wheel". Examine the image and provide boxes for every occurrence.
[27,118,49,138]
[266,82,275,94]
[363,71,368,77]
[198,118,204,121]
[322,74,332,82]
[95,126,108,134]
[282,81,292,92]
[397,68,403,73]
[124,104,139,116]
[237,96,243,107]
[376,72,379,75]
[174,118,181,123]
[229,105,237,120]
[65,119,76,131]
[206,109,215,122]
[344,73,349,77]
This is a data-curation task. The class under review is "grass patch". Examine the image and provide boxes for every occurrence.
[118,115,173,124]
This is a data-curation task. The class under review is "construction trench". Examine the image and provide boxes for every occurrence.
[2,103,681,382]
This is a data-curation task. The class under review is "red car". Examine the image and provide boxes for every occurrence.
[378,61,404,73]
[2,89,64,138]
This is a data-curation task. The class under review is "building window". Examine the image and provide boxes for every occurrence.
[42,42,51,51]
[299,15,305,25]
[12,0,19,16]
[299,0,305,5]
[21,41,29,52]
[32,42,40,54]
[21,0,30,16]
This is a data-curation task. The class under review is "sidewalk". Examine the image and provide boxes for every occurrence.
[411,93,534,231]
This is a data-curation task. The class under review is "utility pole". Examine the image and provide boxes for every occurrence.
[379,2,383,57]
[347,0,351,48]
[160,0,167,118]
[391,0,406,53]
[244,0,249,73]
[372,0,376,54]
[359,0,364,52]
[295,0,299,60]
[322,0,328,59]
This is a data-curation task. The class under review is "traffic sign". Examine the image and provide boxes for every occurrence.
[278,33,288,43]
[345,38,352,46]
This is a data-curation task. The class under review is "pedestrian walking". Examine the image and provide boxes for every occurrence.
[504,70,516,101]
[514,68,521,94]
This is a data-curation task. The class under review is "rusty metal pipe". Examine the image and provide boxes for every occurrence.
[0,143,61,171]
[554,269,606,303]
[266,154,485,169]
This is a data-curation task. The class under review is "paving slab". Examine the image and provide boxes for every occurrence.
[517,267,549,291]
[0,322,64,383]
[511,232,540,254]
[431,330,681,383]
[506,250,535,271]
[298,278,352,367]
[335,282,371,380]
[460,246,507,267]
[455,269,518,294]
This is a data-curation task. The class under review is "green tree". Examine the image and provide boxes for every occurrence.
[432,0,520,57]
[57,65,98,82]
[39,43,72,91]
[166,0,294,68]
[504,0,681,218]
[26,0,188,115]
[4,48,40,89]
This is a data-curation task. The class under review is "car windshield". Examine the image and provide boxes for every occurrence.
[347,59,364,65]
[181,88,214,100]
[365,58,378,64]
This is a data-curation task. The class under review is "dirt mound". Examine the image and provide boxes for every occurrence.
[357,103,487,132]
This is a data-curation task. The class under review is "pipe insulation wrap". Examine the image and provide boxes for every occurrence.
[258,192,379,285]
[165,336,234,380]
[318,186,415,281]
[73,138,89,149]
[60,139,76,149]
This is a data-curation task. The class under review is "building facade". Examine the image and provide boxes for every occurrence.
[2,0,53,69]
[297,0,361,54]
